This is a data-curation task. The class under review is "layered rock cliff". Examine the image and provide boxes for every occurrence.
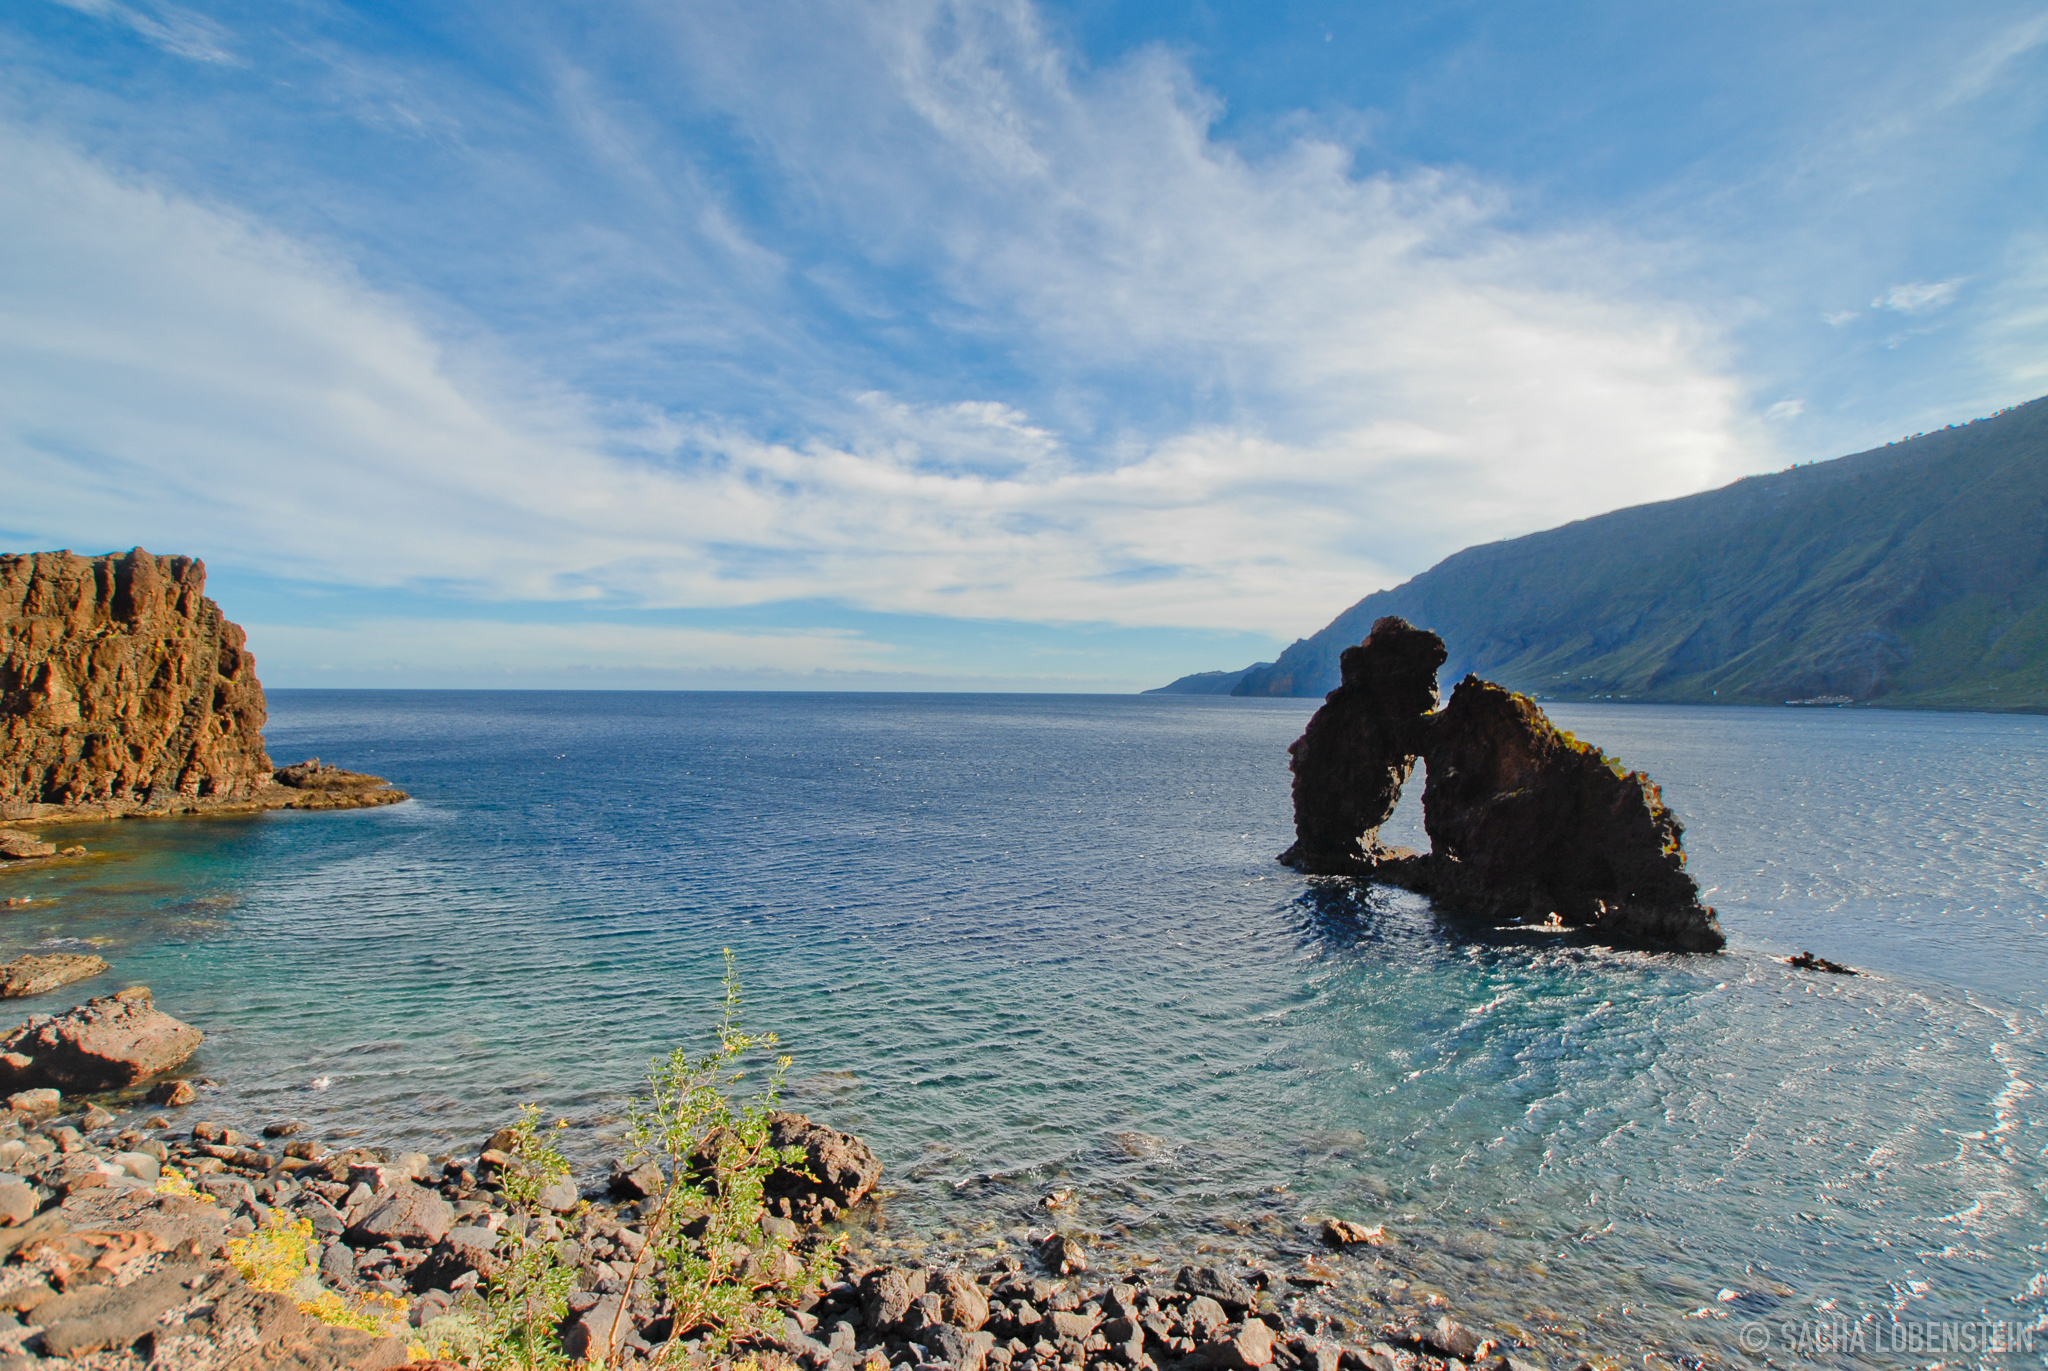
[1,549,404,824]
[1282,616,1725,952]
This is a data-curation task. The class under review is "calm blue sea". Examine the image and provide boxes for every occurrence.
[2,693,2044,1368]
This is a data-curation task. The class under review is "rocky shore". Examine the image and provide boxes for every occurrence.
[0,990,1645,1371]
[0,759,407,832]
[0,1095,1558,1371]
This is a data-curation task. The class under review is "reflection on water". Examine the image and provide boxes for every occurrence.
[0,692,2041,1367]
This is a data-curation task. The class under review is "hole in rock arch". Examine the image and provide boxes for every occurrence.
[1379,756,1430,853]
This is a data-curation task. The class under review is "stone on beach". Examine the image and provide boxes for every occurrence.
[0,1176,36,1226]
[865,1265,926,1331]
[763,1109,883,1224]
[923,1322,998,1371]
[343,1180,454,1248]
[0,986,203,1093]
[936,1266,992,1331]
[0,953,110,999]
[1041,1230,1089,1275]
[1176,1265,1261,1314]
[1321,1217,1388,1247]
[7,1087,60,1120]
[561,1294,631,1361]
[610,1156,665,1198]
[147,1077,198,1106]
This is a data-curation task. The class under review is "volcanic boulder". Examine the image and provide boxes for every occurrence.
[0,986,205,1092]
[1281,617,1725,952]
[763,1110,882,1224]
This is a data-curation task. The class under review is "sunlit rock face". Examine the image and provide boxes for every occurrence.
[1282,616,1726,953]
[1,548,272,815]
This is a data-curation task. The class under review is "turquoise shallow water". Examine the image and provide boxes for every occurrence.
[1,693,2043,1368]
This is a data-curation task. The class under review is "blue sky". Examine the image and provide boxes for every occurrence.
[3,0,2044,689]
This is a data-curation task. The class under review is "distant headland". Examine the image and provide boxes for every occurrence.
[1152,394,2048,711]
[0,548,405,828]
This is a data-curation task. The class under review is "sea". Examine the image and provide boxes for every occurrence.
[1,692,2043,1369]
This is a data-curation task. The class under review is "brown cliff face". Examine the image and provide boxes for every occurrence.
[0,548,403,824]
[2,549,270,811]
[1281,616,1725,953]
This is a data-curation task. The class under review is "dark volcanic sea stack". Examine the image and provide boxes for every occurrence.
[1422,677,1724,951]
[2,549,271,810]
[1280,618,1445,873]
[1281,617,1725,952]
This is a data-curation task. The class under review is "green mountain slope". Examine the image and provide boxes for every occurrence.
[1158,395,2048,710]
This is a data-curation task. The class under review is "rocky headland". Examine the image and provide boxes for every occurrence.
[0,550,406,829]
[1282,618,1725,953]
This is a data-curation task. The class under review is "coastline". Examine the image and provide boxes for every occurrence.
[0,1057,1633,1371]
[0,775,409,831]
[5,693,2041,1371]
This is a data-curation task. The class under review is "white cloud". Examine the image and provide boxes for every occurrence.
[1823,310,1860,327]
[1765,399,1805,422]
[248,618,883,680]
[46,0,236,64]
[246,617,1164,691]
[1873,279,1963,314]
[0,1,1770,647]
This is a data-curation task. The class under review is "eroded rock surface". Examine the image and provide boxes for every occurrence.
[0,954,109,999]
[0,986,204,1093]
[1,550,270,812]
[763,1110,882,1225]
[0,549,407,825]
[1281,617,1725,952]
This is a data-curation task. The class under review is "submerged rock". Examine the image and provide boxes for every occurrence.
[1281,617,1725,952]
[0,952,110,999]
[0,828,56,861]
[0,985,205,1093]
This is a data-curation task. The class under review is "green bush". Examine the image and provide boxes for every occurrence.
[612,949,842,1362]
[432,952,839,1370]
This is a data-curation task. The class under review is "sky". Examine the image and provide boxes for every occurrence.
[3,1,2045,690]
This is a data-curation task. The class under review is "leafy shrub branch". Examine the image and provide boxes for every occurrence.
[427,950,840,1369]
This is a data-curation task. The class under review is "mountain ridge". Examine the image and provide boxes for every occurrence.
[1148,395,2048,711]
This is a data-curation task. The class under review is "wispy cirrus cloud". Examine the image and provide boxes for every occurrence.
[46,0,234,64]
[0,55,1753,640]
[1873,280,1963,314]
